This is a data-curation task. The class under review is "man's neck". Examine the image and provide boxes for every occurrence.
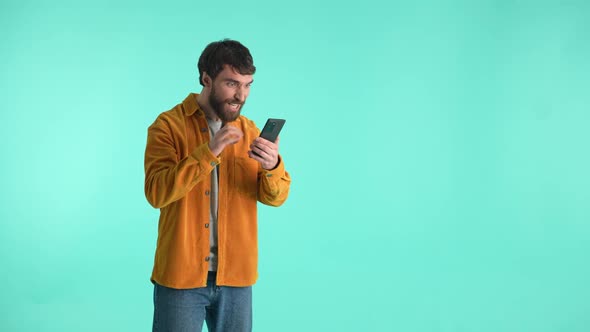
[196,92,220,121]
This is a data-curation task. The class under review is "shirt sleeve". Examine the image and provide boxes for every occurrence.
[257,155,291,207]
[144,116,220,208]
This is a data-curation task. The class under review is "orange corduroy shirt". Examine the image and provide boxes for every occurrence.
[144,93,291,289]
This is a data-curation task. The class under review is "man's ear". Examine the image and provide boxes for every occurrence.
[202,72,212,87]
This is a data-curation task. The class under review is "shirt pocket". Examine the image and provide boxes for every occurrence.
[233,157,258,198]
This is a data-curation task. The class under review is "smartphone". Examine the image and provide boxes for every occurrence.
[252,118,285,157]
[259,118,285,143]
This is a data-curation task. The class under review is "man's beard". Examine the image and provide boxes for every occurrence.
[208,85,245,123]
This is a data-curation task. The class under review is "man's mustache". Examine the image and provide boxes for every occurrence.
[227,99,245,105]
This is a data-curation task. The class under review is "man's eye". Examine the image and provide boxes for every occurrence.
[227,82,237,87]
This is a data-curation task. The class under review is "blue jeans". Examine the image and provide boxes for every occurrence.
[152,272,252,332]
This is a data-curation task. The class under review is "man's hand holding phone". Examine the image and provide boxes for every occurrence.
[249,118,285,170]
[249,136,280,170]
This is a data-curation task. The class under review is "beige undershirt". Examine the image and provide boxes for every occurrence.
[206,118,222,271]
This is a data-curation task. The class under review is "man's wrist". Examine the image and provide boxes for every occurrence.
[263,157,280,171]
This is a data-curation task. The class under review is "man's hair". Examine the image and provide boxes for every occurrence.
[198,39,256,86]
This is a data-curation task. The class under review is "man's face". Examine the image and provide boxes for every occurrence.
[207,65,254,123]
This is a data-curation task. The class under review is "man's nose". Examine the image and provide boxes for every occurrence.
[234,86,246,102]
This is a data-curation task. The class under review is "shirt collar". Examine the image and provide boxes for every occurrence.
[182,93,204,117]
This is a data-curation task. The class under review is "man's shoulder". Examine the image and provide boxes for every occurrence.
[237,115,259,133]
[152,94,197,125]
[158,105,183,120]
[150,107,180,127]
[147,107,184,137]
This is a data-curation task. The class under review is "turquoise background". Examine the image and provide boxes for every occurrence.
[1,0,589,331]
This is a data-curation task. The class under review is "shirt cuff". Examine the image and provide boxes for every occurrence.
[191,143,221,172]
[262,155,285,179]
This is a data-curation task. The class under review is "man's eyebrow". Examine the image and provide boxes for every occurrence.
[223,78,254,85]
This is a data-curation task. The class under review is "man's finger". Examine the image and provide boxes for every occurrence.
[255,138,278,151]
[250,144,268,157]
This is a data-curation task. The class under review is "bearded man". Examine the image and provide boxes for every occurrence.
[144,39,291,332]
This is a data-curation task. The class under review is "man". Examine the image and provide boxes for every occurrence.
[144,39,291,332]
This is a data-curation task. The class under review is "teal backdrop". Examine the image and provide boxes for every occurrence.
[1,0,589,331]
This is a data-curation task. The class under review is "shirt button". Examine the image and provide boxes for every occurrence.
[205,257,210,262]
[205,223,209,228]
[266,173,273,177]
[205,190,210,196]
[201,128,207,132]
[210,161,216,166]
